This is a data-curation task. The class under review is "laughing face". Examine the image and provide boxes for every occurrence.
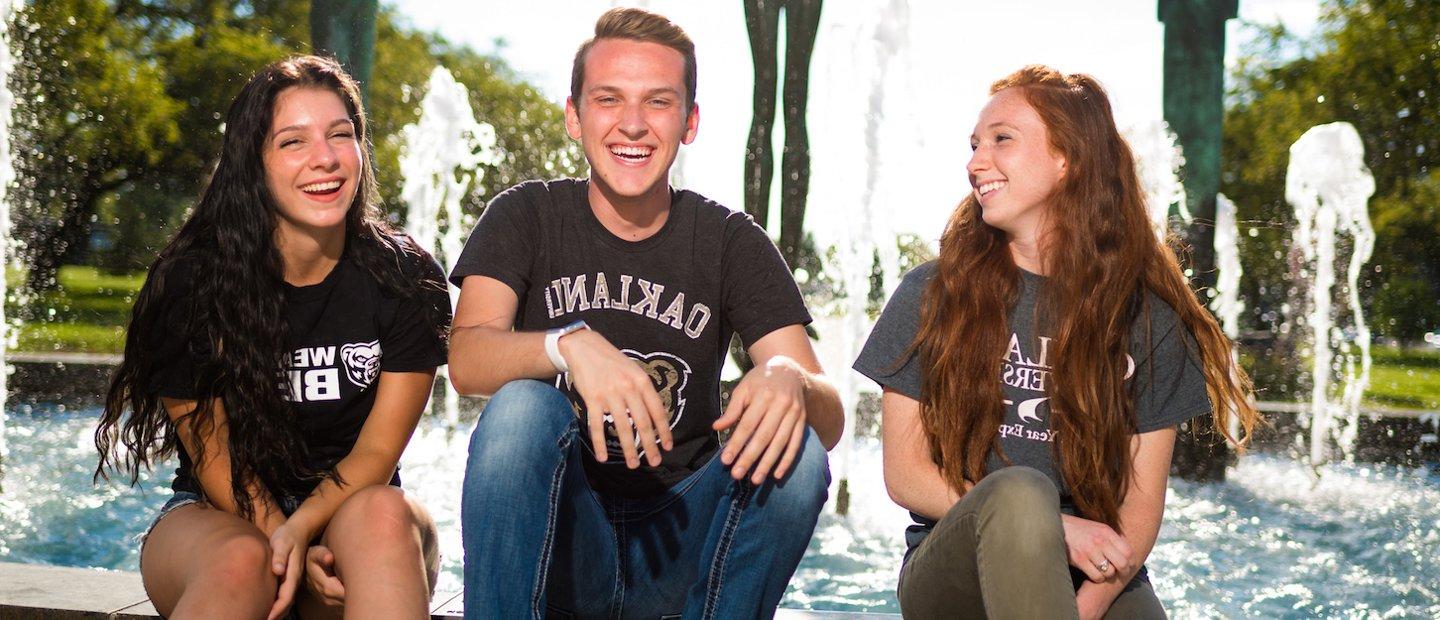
[967,87,1067,242]
[263,86,361,239]
[565,38,698,205]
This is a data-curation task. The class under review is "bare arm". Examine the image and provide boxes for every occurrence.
[160,397,287,534]
[742,324,845,448]
[162,396,297,619]
[879,389,965,520]
[1072,428,1176,620]
[281,370,435,540]
[446,275,556,396]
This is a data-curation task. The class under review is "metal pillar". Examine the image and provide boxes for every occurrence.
[1159,0,1238,482]
[310,0,378,102]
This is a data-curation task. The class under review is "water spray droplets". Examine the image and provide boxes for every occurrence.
[1285,122,1377,466]
[398,65,498,428]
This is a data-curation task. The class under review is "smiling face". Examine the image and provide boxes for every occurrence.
[262,86,361,241]
[565,38,698,207]
[967,87,1068,242]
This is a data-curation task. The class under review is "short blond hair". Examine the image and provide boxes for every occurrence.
[569,8,697,114]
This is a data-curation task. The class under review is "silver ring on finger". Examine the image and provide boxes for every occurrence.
[1095,559,1111,573]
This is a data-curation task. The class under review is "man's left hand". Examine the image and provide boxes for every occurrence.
[713,356,809,484]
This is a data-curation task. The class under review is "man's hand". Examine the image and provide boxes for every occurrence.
[558,329,674,468]
[713,356,809,485]
[304,545,346,608]
[1061,514,1134,583]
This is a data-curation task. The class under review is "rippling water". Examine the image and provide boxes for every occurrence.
[3,404,1437,617]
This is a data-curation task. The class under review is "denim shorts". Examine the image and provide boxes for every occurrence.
[140,490,304,548]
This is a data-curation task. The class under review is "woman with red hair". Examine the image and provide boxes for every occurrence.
[855,65,1259,618]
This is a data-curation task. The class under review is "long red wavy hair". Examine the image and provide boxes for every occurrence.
[912,65,1258,529]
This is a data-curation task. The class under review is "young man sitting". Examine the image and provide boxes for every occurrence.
[446,7,844,620]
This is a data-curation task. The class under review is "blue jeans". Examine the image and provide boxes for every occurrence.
[461,380,830,620]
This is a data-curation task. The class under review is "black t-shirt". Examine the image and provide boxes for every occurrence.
[150,238,451,496]
[853,261,1210,551]
[449,178,811,498]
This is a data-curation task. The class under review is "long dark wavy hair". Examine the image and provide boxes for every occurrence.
[912,66,1259,529]
[95,56,446,520]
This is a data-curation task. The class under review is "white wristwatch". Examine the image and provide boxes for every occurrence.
[544,320,590,373]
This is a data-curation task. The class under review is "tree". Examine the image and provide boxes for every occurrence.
[10,0,182,291]
[1223,0,1440,345]
[365,14,581,223]
[11,0,579,290]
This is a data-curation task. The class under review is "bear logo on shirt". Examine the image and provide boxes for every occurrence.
[556,349,692,459]
[341,340,382,388]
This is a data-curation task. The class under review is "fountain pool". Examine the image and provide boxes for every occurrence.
[3,402,1437,617]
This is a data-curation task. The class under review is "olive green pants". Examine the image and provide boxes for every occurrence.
[897,467,1166,620]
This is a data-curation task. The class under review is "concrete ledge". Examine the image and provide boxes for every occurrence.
[0,563,896,619]
[0,562,156,619]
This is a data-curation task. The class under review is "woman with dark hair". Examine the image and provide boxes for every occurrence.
[855,65,1260,619]
[95,55,449,619]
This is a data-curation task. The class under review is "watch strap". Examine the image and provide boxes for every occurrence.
[544,320,589,373]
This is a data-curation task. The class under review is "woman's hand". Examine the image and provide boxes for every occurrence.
[266,522,309,620]
[1061,514,1133,583]
[304,545,346,608]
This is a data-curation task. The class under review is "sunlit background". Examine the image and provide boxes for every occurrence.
[0,1,1437,617]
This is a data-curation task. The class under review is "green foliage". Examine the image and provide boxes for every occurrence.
[10,0,579,289]
[10,0,182,290]
[1223,0,1440,343]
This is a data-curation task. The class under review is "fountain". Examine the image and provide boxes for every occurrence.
[0,0,20,491]
[0,4,1438,617]
[398,65,499,427]
[1286,122,1376,465]
[1211,193,1243,339]
[1126,120,1190,238]
[814,0,911,515]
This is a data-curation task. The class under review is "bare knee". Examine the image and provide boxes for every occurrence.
[325,486,437,603]
[328,486,425,553]
[198,530,276,593]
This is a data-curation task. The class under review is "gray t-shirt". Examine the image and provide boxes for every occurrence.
[853,261,1210,549]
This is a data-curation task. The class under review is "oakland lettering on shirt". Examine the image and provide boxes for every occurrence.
[543,272,713,338]
[449,179,812,499]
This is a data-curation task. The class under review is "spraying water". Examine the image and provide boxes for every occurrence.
[1286,122,1375,465]
[399,66,498,426]
[1211,193,1243,339]
[0,0,22,491]
[1125,120,1190,238]
[825,0,911,514]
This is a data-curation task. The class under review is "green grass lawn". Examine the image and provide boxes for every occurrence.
[7,266,143,354]
[6,266,1440,410]
[1366,346,1440,410]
